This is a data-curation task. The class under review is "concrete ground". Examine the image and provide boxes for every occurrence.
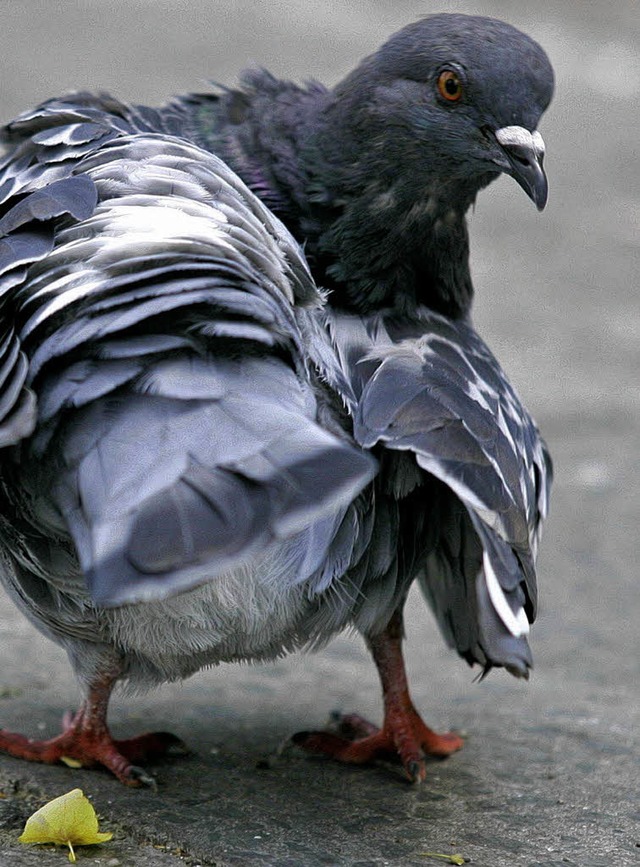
[0,2,638,865]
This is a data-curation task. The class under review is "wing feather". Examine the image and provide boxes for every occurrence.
[0,95,375,611]
[330,307,551,673]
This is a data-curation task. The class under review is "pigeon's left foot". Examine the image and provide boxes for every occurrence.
[0,668,186,785]
[293,611,463,783]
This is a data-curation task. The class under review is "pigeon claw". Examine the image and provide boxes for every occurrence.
[125,764,158,789]
[0,719,186,786]
[293,710,463,783]
[294,612,464,783]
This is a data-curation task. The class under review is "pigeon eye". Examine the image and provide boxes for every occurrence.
[437,70,463,102]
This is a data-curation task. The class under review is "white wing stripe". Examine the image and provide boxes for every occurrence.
[482,550,530,637]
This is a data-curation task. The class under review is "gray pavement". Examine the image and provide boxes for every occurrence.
[0,2,638,865]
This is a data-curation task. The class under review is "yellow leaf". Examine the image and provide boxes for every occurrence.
[19,788,112,862]
[60,756,84,769]
[421,853,467,866]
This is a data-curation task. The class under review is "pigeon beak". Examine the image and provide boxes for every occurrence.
[492,126,548,211]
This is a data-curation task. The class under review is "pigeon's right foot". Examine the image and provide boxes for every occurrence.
[293,610,463,783]
[293,709,463,783]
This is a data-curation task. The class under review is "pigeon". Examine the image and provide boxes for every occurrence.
[0,13,553,785]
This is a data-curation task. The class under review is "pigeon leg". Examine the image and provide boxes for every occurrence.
[0,665,184,785]
[293,610,463,782]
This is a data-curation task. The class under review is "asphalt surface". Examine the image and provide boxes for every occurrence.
[0,2,638,866]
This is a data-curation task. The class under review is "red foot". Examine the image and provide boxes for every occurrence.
[0,670,186,785]
[293,709,463,783]
[293,611,464,783]
[337,711,462,759]
[0,716,184,786]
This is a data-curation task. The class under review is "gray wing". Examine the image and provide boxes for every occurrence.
[329,308,551,674]
[0,161,100,449]
[0,99,375,608]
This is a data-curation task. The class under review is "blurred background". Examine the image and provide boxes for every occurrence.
[1,2,638,866]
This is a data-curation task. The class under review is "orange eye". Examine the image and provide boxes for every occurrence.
[437,70,463,102]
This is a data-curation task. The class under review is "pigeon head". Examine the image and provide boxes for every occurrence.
[301,14,554,315]
[326,14,553,209]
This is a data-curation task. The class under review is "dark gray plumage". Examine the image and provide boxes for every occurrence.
[326,309,551,674]
[0,13,553,785]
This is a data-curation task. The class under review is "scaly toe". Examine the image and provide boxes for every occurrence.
[405,759,427,784]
